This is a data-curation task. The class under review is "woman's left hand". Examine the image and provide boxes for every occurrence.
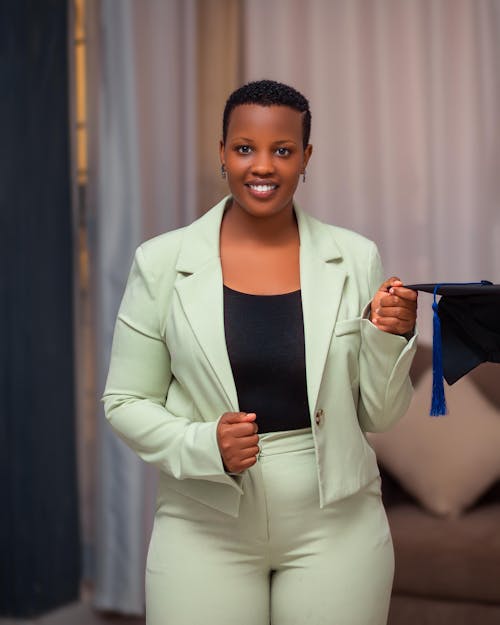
[370,277,417,336]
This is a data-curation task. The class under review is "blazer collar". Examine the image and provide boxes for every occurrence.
[174,195,347,416]
[175,195,343,273]
[175,196,229,274]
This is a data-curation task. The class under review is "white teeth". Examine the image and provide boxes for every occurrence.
[249,184,276,192]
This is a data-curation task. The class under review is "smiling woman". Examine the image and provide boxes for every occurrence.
[219,103,311,295]
[221,104,311,215]
[102,79,418,625]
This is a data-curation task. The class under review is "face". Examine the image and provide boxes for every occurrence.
[220,104,312,219]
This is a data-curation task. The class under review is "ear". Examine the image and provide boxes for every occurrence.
[219,140,225,165]
[303,143,313,169]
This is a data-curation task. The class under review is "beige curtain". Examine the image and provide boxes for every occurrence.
[81,0,500,614]
[84,0,242,613]
[243,0,500,339]
[196,0,243,212]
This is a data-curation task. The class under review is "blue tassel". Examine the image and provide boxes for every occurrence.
[430,286,447,416]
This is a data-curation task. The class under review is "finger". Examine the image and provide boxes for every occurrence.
[237,437,260,452]
[238,444,260,457]
[220,412,256,425]
[377,319,415,334]
[225,450,259,474]
[373,318,415,333]
[231,423,260,439]
[219,412,247,425]
[223,438,259,462]
[237,456,258,471]
[374,319,414,335]
[379,294,417,311]
[375,306,415,321]
[377,276,402,293]
[241,419,259,435]
[388,286,418,302]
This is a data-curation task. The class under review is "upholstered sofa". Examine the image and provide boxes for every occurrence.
[369,345,500,625]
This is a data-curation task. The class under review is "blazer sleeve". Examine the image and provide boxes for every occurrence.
[357,243,417,432]
[102,245,241,489]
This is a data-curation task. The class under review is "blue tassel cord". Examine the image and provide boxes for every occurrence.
[430,287,448,416]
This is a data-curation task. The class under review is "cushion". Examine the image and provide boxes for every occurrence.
[388,503,500,602]
[369,369,500,517]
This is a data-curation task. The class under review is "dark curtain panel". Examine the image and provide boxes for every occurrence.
[0,0,80,617]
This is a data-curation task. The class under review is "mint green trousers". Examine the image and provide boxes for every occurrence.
[145,428,394,625]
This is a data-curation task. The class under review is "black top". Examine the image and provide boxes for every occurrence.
[223,285,311,433]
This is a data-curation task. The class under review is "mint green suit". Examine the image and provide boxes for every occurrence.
[103,196,417,624]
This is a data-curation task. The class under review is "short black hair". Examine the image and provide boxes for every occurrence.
[222,79,311,150]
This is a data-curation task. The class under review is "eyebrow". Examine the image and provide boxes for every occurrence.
[230,137,298,146]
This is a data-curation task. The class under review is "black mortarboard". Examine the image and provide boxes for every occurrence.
[405,281,500,416]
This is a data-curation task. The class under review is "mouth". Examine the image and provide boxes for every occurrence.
[245,183,278,198]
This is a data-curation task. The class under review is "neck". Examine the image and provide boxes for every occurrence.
[221,200,298,245]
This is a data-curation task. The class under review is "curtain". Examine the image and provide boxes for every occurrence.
[85,0,242,613]
[243,0,500,338]
[89,0,198,613]
[84,0,500,614]
[1,0,80,616]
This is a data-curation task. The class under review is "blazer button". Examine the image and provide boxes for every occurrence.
[315,409,324,426]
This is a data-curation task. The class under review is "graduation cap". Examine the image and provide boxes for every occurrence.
[404,281,500,416]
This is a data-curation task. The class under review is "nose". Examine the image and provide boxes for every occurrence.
[251,152,275,176]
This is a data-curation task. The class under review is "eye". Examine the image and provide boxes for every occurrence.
[276,147,291,157]
[236,145,252,154]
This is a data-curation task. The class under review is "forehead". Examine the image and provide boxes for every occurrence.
[226,104,303,141]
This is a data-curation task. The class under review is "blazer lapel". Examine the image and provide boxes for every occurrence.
[296,207,347,417]
[173,197,347,418]
[174,197,239,411]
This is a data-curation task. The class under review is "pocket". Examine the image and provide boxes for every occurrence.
[329,317,362,383]
[334,317,361,336]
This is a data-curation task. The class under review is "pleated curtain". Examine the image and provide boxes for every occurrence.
[85,0,241,613]
[84,0,500,613]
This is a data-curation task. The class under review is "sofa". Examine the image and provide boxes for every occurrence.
[369,345,500,625]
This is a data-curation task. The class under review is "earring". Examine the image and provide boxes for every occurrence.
[302,170,306,183]
[221,164,226,179]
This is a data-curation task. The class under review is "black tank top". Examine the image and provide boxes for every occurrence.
[223,285,311,433]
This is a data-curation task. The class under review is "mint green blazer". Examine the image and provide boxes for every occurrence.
[103,196,416,517]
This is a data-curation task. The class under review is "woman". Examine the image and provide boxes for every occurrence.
[103,80,417,625]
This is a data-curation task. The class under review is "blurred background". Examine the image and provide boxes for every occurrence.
[1,0,499,623]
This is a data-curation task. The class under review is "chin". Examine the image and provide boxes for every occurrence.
[230,192,294,219]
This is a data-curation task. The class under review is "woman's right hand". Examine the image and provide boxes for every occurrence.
[216,412,259,474]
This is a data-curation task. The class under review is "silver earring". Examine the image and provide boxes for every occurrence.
[221,164,226,179]
[302,170,306,183]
